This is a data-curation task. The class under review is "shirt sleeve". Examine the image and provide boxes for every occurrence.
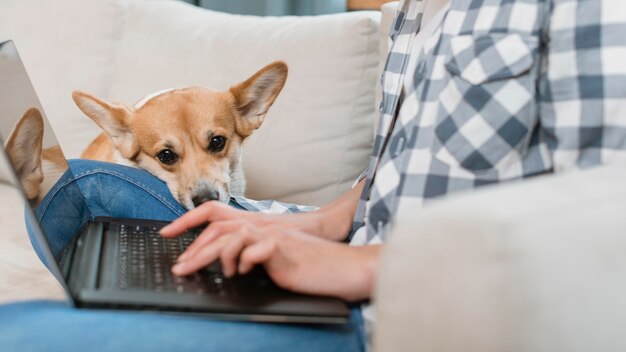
[351,168,369,189]
[540,0,626,172]
[230,196,318,214]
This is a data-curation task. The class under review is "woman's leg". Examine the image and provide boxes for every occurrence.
[28,159,298,258]
[30,159,190,258]
[0,301,365,352]
[17,160,365,351]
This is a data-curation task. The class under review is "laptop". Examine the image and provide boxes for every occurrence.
[0,40,350,323]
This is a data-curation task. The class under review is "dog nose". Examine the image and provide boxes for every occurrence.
[192,189,220,207]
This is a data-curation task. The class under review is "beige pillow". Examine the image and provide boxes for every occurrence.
[107,1,380,206]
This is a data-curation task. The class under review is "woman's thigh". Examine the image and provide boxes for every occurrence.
[0,301,365,352]
[31,159,243,258]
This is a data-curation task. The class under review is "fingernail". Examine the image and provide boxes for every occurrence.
[159,225,171,235]
[172,263,185,275]
[177,252,189,262]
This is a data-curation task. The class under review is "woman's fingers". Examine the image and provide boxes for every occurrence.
[220,232,255,277]
[173,226,261,277]
[171,235,228,276]
[160,201,242,237]
[178,220,247,261]
[238,239,277,275]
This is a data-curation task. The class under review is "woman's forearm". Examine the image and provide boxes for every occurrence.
[257,180,364,241]
[316,179,365,241]
[345,244,381,301]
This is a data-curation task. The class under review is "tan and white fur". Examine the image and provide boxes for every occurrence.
[5,107,68,206]
[72,61,288,209]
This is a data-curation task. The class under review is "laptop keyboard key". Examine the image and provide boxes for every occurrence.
[114,223,235,295]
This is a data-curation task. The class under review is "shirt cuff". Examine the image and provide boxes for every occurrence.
[351,168,369,189]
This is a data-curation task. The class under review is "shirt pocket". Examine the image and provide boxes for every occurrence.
[431,32,540,172]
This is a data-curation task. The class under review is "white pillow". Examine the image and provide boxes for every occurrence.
[0,0,125,158]
[107,1,380,206]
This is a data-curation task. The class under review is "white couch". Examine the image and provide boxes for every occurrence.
[3,1,626,351]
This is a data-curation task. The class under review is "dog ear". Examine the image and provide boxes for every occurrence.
[229,61,288,137]
[5,108,45,200]
[72,91,138,159]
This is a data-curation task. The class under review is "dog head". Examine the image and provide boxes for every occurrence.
[5,107,45,201]
[72,61,288,208]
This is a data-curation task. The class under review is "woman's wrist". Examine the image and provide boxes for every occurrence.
[258,210,331,240]
[337,244,381,301]
[259,180,363,241]
[315,180,365,241]
[316,206,353,241]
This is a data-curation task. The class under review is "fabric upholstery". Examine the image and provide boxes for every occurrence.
[107,0,381,206]
[375,164,626,352]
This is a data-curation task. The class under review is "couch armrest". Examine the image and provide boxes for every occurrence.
[374,165,626,352]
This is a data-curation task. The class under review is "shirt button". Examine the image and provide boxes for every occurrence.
[394,137,406,157]
[377,221,385,236]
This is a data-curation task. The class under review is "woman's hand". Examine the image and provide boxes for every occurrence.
[161,179,364,243]
[160,202,379,301]
[162,199,327,237]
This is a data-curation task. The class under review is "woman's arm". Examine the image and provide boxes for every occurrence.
[160,179,365,243]
[159,180,379,301]
[280,179,365,241]
[168,220,380,302]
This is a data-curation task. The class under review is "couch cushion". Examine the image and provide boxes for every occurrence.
[107,1,380,206]
[0,186,66,304]
[0,0,125,158]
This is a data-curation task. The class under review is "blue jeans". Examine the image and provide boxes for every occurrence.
[1,160,365,352]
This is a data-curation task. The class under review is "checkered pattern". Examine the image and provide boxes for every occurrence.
[350,0,426,245]
[232,0,626,248]
[351,0,626,245]
[231,196,318,214]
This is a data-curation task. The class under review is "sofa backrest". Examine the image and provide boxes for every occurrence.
[0,0,386,206]
[0,0,124,159]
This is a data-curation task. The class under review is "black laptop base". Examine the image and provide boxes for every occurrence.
[63,217,350,324]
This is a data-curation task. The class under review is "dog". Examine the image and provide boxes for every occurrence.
[72,61,288,209]
[5,107,68,206]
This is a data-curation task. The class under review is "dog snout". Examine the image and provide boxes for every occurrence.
[192,189,220,207]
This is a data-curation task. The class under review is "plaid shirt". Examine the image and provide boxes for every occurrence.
[235,0,626,247]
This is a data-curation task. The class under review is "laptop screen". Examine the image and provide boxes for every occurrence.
[0,40,87,285]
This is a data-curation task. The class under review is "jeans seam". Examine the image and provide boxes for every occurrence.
[38,168,184,220]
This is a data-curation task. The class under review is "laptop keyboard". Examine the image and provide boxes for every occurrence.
[115,224,232,295]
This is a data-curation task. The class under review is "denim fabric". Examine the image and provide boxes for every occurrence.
[12,159,364,352]
[0,301,365,352]
[29,159,245,260]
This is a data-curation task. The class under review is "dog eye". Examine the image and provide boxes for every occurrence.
[157,149,178,165]
[209,136,226,152]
